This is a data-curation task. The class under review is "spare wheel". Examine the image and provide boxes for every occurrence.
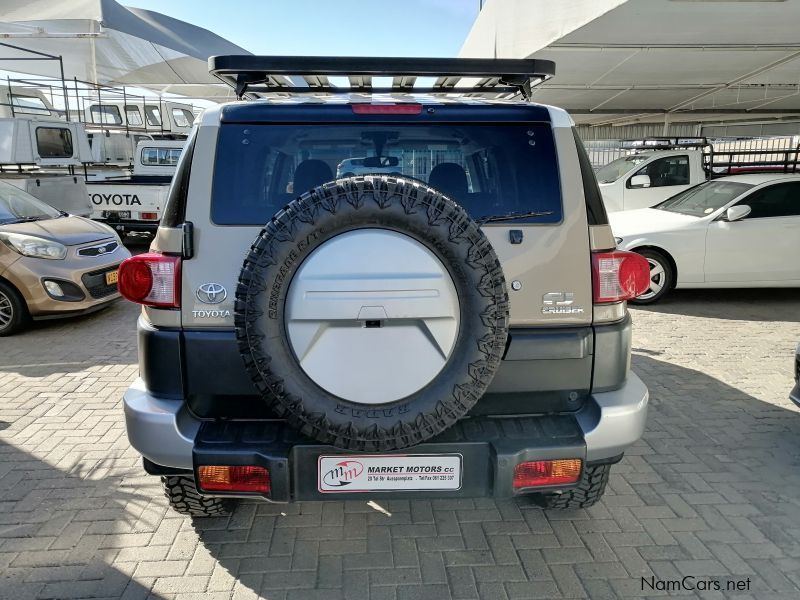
[235,175,508,451]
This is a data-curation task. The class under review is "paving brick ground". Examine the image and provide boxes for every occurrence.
[1,274,799,599]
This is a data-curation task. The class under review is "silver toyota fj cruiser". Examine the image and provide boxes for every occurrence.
[120,57,650,516]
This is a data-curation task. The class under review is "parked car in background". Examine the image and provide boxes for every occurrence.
[611,173,800,303]
[0,181,129,335]
[598,148,704,212]
[597,137,800,212]
[0,116,94,217]
[88,139,185,236]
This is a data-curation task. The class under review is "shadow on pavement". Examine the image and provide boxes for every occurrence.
[0,437,164,600]
[0,300,139,378]
[634,288,800,322]
[187,355,800,599]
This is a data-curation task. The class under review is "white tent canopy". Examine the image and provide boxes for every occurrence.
[0,0,249,100]
[461,0,800,128]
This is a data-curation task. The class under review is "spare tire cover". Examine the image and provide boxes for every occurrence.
[235,175,508,451]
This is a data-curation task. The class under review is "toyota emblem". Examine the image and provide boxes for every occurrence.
[196,283,227,304]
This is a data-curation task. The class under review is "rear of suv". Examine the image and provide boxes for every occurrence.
[120,57,650,516]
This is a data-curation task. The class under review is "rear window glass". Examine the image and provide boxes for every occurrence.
[211,123,562,225]
[145,105,162,126]
[90,105,122,125]
[141,146,183,166]
[11,95,51,116]
[36,127,73,158]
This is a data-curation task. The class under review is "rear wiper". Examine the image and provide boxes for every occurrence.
[474,210,554,225]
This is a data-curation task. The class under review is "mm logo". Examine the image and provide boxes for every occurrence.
[322,460,363,487]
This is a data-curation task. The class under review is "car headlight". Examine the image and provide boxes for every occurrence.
[0,232,67,259]
[614,237,623,245]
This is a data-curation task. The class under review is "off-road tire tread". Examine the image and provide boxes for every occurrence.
[540,464,611,510]
[235,175,508,451]
[161,476,232,517]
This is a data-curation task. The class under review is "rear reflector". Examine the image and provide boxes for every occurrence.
[513,459,582,489]
[140,212,158,220]
[592,250,650,303]
[351,103,422,115]
[118,252,180,308]
[197,465,271,494]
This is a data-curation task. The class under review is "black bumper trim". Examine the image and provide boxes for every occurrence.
[192,415,587,502]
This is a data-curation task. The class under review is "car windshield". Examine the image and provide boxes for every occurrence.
[0,181,61,224]
[595,155,649,183]
[655,180,754,217]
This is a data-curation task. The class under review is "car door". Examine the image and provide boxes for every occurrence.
[623,154,691,210]
[704,181,800,283]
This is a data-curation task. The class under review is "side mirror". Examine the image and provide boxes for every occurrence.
[629,174,651,189]
[725,205,751,222]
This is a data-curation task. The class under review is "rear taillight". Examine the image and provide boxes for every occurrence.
[592,250,650,303]
[118,252,181,308]
[197,465,271,494]
[513,460,582,489]
[140,212,158,220]
[351,103,422,115]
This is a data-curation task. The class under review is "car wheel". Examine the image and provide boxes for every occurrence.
[629,249,673,304]
[0,281,28,336]
[235,175,509,451]
[161,476,234,517]
[529,463,611,510]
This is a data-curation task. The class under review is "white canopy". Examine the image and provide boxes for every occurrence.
[0,0,249,101]
[461,0,800,127]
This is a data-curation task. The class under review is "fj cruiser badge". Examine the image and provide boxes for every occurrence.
[542,292,584,314]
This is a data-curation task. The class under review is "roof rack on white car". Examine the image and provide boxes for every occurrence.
[208,55,556,100]
[620,137,709,150]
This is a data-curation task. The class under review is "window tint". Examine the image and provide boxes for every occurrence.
[161,127,196,228]
[572,128,608,225]
[125,105,143,126]
[629,155,690,188]
[171,108,194,128]
[740,182,800,218]
[210,123,562,226]
[145,105,162,127]
[141,147,183,166]
[36,127,74,158]
[89,105,122,125]
[11,95,50,116]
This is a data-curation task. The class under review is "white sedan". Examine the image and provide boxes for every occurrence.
[610,173,800,303]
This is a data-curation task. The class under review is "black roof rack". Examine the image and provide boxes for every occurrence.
[208,55,556,100]
[620,137,708,150]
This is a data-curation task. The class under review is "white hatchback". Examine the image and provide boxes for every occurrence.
[610,173,800,303]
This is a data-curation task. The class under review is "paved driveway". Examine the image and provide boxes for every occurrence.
[1,282,799,599]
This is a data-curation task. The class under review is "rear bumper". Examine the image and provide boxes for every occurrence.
[123,372,648,501]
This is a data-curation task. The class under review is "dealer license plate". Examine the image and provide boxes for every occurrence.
[105,270,118,285]
[318,454,462,493]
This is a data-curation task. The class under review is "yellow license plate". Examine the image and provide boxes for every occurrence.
[105,270,119,285]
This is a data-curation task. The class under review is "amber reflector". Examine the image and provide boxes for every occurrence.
[512,460,582,489]
[197,465,270,494]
